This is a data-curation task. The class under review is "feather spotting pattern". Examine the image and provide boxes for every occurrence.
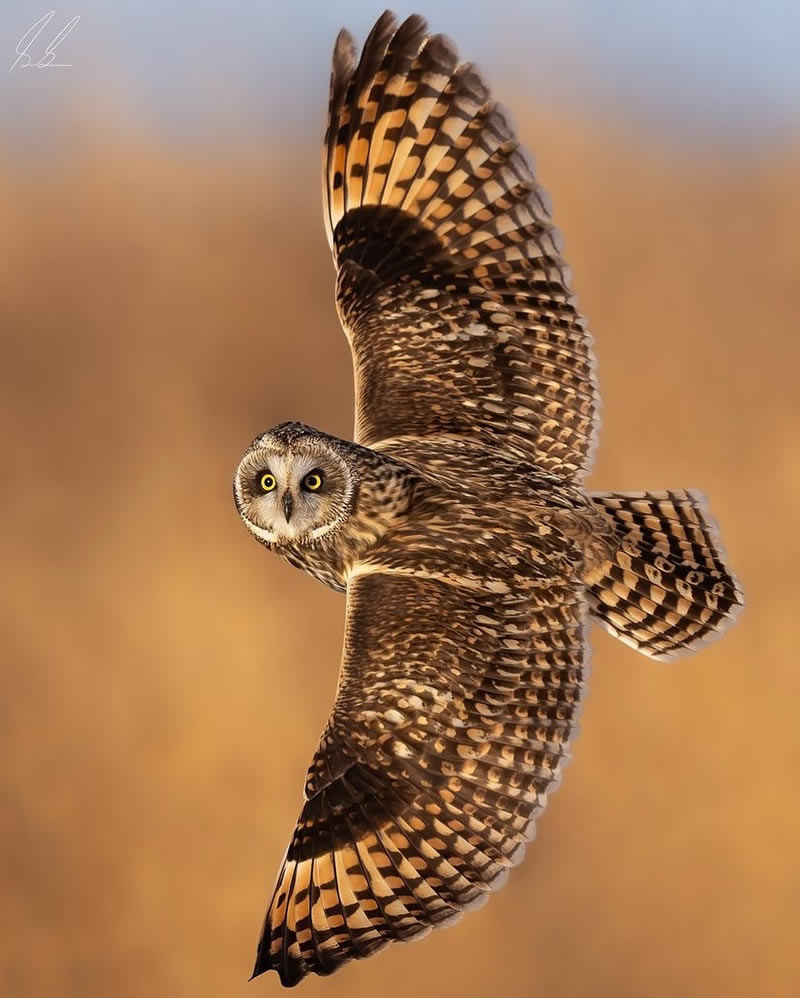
[323,10,600,480]
[587,490,744,660]
[240,9,746,988]
[253,554,590,984]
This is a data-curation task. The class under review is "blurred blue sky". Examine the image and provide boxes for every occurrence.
[2,0,799,148]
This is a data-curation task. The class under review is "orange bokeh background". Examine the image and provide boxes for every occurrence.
[1,15,798,997]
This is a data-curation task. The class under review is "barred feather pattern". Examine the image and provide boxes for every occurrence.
[253,560,589,985]
[241,10,745,989]
[324,10,599,480]
[587,490,744,660]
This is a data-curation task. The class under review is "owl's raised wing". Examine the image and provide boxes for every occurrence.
[324,12,599,482]
[252,566,589,985]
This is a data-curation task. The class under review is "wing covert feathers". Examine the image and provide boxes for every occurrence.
[587,490,744,660]
[253,9,744,990]
[324,10,599,479]
[253,570,589,985]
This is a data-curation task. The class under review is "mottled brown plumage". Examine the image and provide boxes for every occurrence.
[233,11,744,987]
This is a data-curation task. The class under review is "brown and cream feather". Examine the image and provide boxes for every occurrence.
[233,10,745,987]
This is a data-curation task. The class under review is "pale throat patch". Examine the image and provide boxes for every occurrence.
[245,518,342,545]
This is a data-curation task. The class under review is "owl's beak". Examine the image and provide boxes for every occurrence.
[282,491,294,523]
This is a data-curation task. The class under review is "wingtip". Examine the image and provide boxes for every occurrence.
[332,27,356,81]
[249,946,269,982]
[249,954,305,989]
[361,10,400,53]
[396,11,429,39]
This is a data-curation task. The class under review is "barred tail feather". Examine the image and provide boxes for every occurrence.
[588,490,744,661]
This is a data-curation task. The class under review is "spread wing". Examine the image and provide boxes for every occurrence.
[324,12,600,482]
[252,568,589,985]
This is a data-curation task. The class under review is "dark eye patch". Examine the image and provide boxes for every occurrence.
[302,469,324,492]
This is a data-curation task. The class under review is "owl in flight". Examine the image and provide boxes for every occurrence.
[233,10,743,987]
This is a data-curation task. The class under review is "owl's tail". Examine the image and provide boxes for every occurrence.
[587,490,744,661]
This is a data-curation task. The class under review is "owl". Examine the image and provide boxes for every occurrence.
[233,11,744,987]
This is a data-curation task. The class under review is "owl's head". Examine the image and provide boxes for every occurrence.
[233,422,357,547]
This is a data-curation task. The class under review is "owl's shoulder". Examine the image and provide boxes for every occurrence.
[371,434,615,568]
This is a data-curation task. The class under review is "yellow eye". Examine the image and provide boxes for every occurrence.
[259,472,276,492]
[302,471,323,492]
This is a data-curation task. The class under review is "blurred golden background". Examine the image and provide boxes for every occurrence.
[1,3,799,996]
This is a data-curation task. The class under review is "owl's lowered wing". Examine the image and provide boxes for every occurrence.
[252,567,589,985]
[325,12,599,482]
